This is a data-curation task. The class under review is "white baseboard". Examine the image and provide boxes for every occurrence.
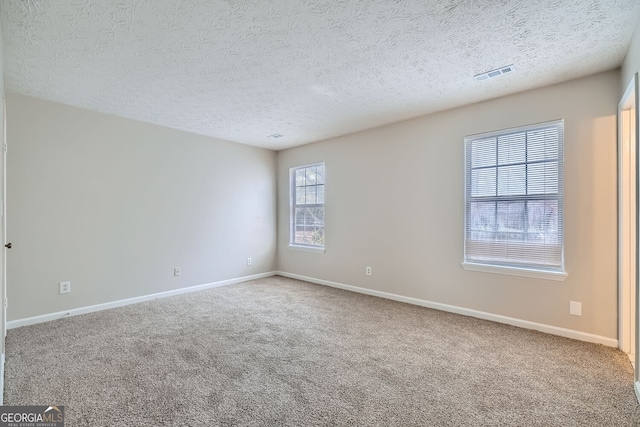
[7,270,618,348]
[277,271,618,348]
[7,271,278,330]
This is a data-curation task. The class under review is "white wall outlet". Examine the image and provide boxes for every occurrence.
[247,257,252,266]
[59,281,71,294]
[570,301,582,316]
[366,266,372,276]
[174,267,181,276]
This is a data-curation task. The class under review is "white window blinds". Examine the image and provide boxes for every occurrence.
[464,120,564,272]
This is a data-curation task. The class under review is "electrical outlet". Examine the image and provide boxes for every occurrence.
[174,267,181,276]
[366,266,372,276]
[59,281,71,294]
[569,301,582,316]
[247,258,252,266]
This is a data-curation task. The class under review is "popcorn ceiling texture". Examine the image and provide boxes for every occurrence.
[1,0,639,149]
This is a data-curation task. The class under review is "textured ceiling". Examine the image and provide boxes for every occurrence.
[2,0,640,150]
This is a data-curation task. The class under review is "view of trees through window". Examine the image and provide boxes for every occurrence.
[291,163,325,247]
[469,200,559,244]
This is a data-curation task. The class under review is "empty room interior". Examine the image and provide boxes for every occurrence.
[1,0,640,425]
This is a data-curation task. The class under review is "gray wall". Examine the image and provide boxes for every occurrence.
[7,94,277,321]
[277,70,619,339]
[622,15,640,94]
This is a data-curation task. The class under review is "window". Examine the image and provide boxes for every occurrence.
[463,120,566,280]
[290,163,325,251]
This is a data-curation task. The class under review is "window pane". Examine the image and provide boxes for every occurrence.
[303,206,324,226]
[527,200,559,243]
[295,207,305,225]
[527,128,559,162]
[296,187,305,204]
[471,138,496,168]
[304,209,314,227]
[496,201,525,241]
[469,202,495,240]
[471,168,496,197]
[528,162,558,194]
[295,206,324,246]
[317,184,325,204]
[296,169,306,186]
[306,167,317,185]
[316,166,325,184]
[498,133,525,165]
[497,165,526,196]
[305,186,317,204]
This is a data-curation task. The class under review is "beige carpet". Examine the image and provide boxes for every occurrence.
[4,275,640,426]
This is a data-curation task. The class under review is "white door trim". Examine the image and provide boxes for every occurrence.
[619,73,640,404]
[619,77,637,358]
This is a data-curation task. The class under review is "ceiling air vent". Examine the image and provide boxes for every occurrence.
[474,65,515,81]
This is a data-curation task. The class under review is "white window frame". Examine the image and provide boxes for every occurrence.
[289,162,325,253]
[462,120,567,281]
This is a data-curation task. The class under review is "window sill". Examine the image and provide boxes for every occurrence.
[461,262,567,282]
[288,244,325,254]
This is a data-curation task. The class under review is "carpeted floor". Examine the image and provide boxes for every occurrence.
[4,275,640,426]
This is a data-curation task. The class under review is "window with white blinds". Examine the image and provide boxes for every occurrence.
[290,163,325,250]
[464,120,564,274]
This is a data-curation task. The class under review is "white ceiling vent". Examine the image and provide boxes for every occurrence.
[475,65,516,81]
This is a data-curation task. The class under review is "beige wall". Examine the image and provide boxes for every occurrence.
[622,15,640,94]
[277,70,619,339]
[7,94,277,321]
[4,69,622,338]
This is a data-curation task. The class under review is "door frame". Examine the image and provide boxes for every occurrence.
[618,72,640,403]
[619,75,637,357]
